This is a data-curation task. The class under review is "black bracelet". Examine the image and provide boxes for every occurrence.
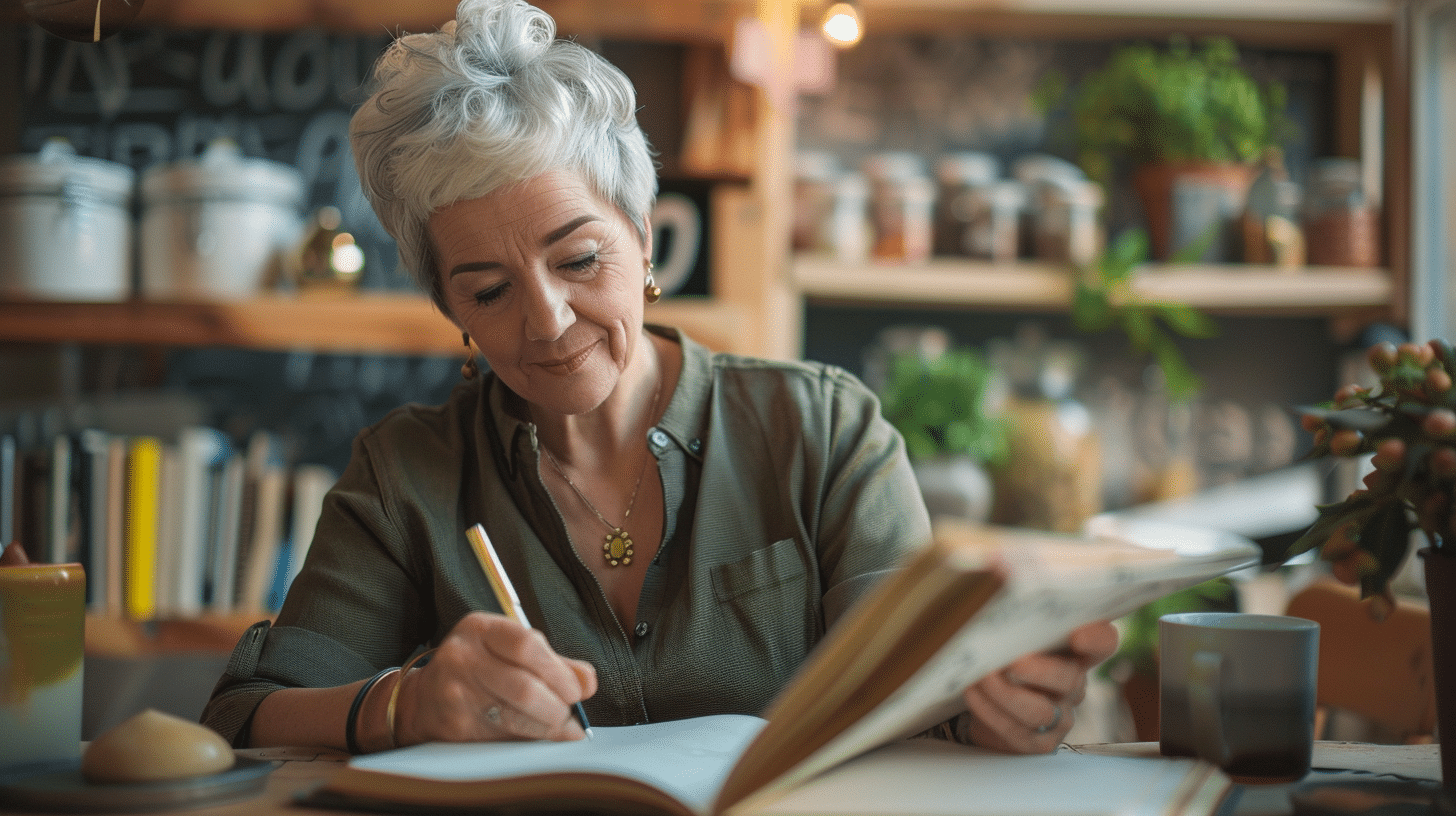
[346,666,399,755]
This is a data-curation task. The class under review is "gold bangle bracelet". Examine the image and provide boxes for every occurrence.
[385,647,438,750]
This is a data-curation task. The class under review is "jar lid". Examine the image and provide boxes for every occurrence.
[141,139,304,207]
[978,180,1028,209]
[795,150,841,181]
[861,151,928,181]
[1036,176,1104,208]
[0,138,135,203]
[1011,153,1084,187]
[935,152,999,186]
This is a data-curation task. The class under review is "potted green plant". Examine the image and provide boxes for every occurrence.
[877,342,1009,522]
[1072,227,1221,404]
[1288,338,1456,790]
[1070,36,1290,261]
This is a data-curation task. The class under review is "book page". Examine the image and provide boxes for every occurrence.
[722,521,1259,808]
[329,714,766,816]
[739,739,1230,816]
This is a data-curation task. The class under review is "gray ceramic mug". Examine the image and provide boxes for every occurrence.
[1158,612,1319,783]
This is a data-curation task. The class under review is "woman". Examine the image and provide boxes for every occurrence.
[200,0,1115,755]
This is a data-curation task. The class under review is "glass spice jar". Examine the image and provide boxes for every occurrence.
[933,152,999,258]
[792,151,870,263]
[861,152,935,264]
[1031,176,1105,266]
[964,181,1027,263]
[792,150,840,255]
[1302,158,1380,268]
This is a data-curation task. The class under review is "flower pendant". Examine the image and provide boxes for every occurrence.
[604,528,634,567]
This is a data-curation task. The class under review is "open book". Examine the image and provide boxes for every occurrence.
[306,520,1258,816]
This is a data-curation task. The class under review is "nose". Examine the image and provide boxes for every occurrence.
[521,273,574,342]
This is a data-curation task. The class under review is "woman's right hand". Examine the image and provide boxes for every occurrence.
[390,611,596,746]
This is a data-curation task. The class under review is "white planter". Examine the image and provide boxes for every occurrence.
[911,455,994,523]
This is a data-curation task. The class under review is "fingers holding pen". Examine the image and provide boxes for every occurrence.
[392,612,596,746]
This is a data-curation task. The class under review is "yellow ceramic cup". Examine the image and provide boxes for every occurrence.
[0,563,86,769]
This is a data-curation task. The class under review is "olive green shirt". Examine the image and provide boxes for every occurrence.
[200,327,931,745]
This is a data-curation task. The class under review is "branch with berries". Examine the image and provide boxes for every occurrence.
[1289,339,1456,619]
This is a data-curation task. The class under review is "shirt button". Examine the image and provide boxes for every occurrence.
[649,429,669,447]
[634,621,650,638]
[688,438,702,453]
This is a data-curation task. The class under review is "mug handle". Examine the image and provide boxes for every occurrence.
[1188,650,1229,767]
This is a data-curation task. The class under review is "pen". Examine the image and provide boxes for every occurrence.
[466,523,593,739]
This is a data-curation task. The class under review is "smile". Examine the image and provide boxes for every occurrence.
[536,342,597,374]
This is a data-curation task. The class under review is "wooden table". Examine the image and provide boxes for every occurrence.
[1072,741,1443,816]
[0,742,1441,816]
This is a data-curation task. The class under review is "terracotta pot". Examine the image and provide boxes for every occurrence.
[1421,547,1456,795]
[1132,162,1256,262]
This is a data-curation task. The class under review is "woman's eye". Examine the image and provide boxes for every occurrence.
[474,283,508,305]
[561,252,599,273]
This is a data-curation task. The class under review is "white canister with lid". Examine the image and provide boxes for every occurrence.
[0,139,135,301]
[140,140,305,300]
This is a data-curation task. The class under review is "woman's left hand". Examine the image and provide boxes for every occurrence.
[959,620,1119,754]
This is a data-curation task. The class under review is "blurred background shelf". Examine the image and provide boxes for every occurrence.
[0,295,751,355]
[793,257,1394,317]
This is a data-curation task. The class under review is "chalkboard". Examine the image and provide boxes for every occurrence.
[10,23,408,288]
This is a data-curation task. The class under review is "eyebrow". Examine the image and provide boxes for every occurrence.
[448,215,600,278]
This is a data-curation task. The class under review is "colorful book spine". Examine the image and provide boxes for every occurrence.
[124,436,163,621]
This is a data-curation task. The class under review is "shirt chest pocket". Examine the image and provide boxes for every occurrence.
[708,538,820,672]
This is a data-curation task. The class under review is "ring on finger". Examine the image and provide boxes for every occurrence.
[486,705,503,726]
[1034,704,1063,735]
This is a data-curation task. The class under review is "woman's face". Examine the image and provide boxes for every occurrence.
[429,170,651,416]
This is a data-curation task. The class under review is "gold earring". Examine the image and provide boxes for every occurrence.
[461,332,479,380]
[644,262,661,304]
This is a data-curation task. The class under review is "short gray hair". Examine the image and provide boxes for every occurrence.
[350,0,657,312]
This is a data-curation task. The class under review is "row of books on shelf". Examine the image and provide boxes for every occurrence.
[0,426,336,621]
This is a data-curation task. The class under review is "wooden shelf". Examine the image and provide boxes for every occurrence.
[793,257,1395,316]
[0,294,752,356]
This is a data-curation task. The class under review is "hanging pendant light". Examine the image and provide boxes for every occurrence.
[820,1,863,49]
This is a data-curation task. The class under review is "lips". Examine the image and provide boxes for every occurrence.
[535,341,597,375]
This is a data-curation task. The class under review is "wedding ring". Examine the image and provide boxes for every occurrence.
[486,705,503,726]
[1034,705,1063,735]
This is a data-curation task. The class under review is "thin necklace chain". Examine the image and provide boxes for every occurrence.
[541,373,663,567]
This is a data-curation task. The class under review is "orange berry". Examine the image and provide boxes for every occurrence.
[1430,446,1456,479]
[1423,408,1456,438]
[1320,530,1359,561]
[1330,428,1363,456]
[1333,384,1364,407]
[1371,438,1406,470]
[1368,342,1398,372]
[1427,367,1453,396]
[1300,414,1325,433]
[1398,342,1435,368]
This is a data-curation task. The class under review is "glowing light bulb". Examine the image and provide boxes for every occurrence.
[820,2,863,48]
